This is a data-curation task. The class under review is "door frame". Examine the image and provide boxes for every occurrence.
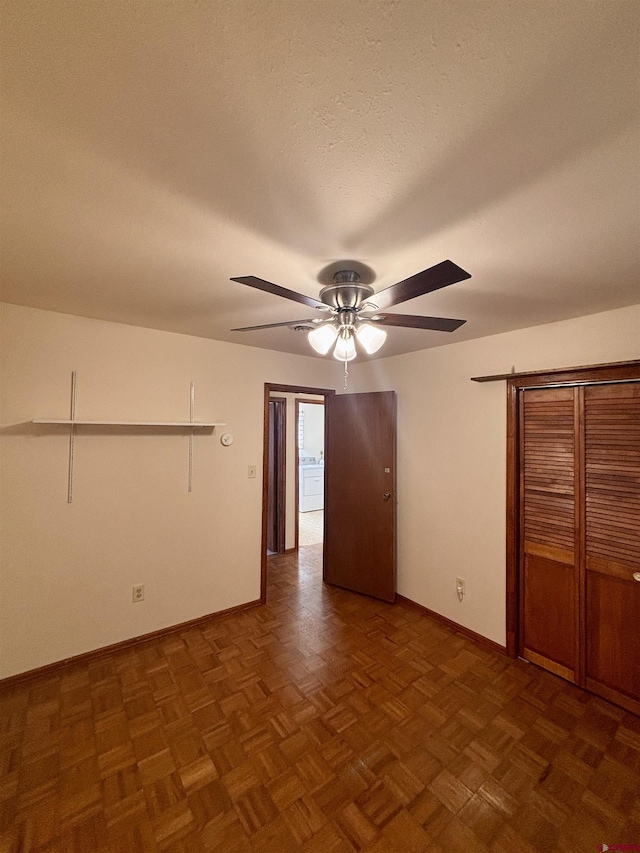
[294,397,325,551]
[267,397,287,554]
[261,384,335,602]
[505,360,640,658]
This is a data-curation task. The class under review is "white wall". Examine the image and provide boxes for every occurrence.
[0,303,339,677]
[2,301,638,676]
[351,304,640,647]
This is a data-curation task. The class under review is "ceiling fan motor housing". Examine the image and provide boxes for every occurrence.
[319,271,375,311]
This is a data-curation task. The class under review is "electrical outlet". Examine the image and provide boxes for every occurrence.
[456,577,466,600]
[132,584,145,603]
[248,465,257,479]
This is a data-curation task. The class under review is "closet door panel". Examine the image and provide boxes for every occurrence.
[523,553,575,673]
[586,569,640,707]
[521,388,578,678]
[584,383,640,710]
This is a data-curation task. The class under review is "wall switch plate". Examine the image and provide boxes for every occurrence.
[132,584,145,602]
[248,465,256,479]
[456,577,466,600]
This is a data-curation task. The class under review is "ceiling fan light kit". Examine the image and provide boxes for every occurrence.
[230,259,471,364]
[308,322,339,354]
[355,322,387,355]
[333,328,358,362]
[308,312,387,360]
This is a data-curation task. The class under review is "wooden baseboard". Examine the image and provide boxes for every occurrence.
[284,547,298,554]
[396,594,507,657]
[0,598,262,688]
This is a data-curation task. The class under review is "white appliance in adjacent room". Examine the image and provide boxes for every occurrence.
[299,455,324,512]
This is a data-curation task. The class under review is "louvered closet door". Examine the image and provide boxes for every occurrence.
[584,383,640,709]
[521,388,579,682]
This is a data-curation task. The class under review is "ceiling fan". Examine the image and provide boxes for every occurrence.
[230,259,471,361]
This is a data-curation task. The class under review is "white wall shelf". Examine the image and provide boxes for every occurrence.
[33,419,224,427]
[37,373,225,501]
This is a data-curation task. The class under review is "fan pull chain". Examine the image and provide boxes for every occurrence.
[343,358,349,390]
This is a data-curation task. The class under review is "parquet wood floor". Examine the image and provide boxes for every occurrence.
[1,546,639,852]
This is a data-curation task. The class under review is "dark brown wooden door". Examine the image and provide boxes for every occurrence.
[584,383,640,711]
[324,391,396,602]
[267,399,286,553]
[520,387,579,682]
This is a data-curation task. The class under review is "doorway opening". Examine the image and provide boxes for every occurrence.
[261,383,335,602]
[296,398,325,550]
[261,385,398,606]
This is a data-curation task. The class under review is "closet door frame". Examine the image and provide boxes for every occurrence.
[505,360,640,660]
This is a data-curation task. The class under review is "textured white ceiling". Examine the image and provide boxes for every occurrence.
[1,0,638,359]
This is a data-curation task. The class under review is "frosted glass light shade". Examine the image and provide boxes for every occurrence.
[308,323,338,354]
[333,331,357,361]
[355,322,387,354]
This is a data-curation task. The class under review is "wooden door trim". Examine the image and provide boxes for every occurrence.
[294,398,301,553]
[516,388,525,657]
[473,358,640,383]
[574,386,586,686]
[506,381,520,657]
[505,361,640,658]
[261,384,335,603]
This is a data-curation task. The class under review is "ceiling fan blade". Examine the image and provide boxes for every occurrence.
[371,313,466,332]
[231,318,319,332]
[230,276,325,309]
[372,260,471,310]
